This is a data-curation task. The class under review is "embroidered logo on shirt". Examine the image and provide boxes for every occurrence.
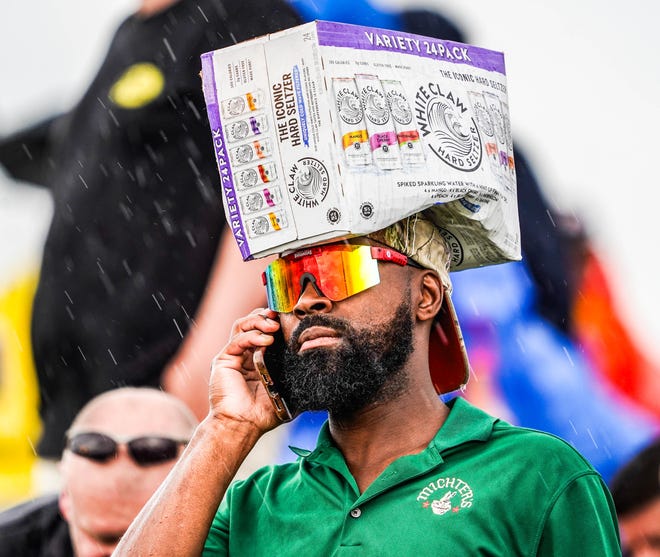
[416,477,473,515]
[109,63,164,109]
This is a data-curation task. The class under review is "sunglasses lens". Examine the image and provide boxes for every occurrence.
[128,437,180,465]
[67,432,117,462]
[329,245,381,298]
[264,245,381,312]
[264,257,296,313]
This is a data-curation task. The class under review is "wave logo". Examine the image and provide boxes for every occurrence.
[414,83,481,171]
[336,87,363,125]
[361,85,390,126]
[287,158,329,208]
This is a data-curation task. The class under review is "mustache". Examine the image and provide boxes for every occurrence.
[288,314,351,350]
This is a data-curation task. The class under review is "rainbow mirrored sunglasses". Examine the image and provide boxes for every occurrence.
[262,242,421,313]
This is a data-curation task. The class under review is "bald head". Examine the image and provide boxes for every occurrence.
[59,388,198,557]
[67,387,197,439]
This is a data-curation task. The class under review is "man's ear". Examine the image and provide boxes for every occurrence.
[416,271,443,323]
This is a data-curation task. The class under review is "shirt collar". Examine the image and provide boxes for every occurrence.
[289,396,498,461]
[429,396,498,453]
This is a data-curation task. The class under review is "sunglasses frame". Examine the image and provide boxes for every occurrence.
[263,241,418,313]
[65,431,189,466]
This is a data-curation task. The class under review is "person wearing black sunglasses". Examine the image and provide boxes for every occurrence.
[0,387,197,557]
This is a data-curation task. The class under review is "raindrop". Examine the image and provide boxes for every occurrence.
[183,137,202,158]
[185,230,197,248]
[586,428,598,448]
[12,335,25,353]
[195,176,214,203]
[196,5,209,22]
[122,259,132,277]
[172,318,184,339]
[108,109,120,128]
[27,437,37,456]
[64,290,73,304]
[21,143,33,160]
[161,216,174,235]
[145,144,158,163]
[77,346,87,361]
[65,306,75,321]
[187,157,201,177]
[78,174,89,189]
[97,96,107,109]
[108,349,118,365]
[119,202,134,221]
[215,3,228,20]
[185,98,201,121]
[97,261,116,294]
[180,303,191,321]
[136,166,147,187]
[545,209,556,228]
[152,293,163,311]
[536,471,549,490]
[100,273,116,294]
[561,346,574,367]
[163,38,177,62]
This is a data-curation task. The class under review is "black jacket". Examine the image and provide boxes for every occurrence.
[0,0,301,458]
[0,495,72,557]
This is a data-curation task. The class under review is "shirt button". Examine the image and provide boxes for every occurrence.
[350,508,362,518]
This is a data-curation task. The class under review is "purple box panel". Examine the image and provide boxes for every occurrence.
[201,52,252,260]
[315,20,505,75]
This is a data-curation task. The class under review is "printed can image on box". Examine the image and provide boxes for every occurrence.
[201,20,520,270]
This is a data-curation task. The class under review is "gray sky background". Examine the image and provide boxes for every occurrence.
[1,0,659,359]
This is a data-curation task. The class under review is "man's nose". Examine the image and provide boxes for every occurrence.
[292,277,333,317]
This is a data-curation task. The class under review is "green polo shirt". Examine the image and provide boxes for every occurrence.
[203,398,620,556]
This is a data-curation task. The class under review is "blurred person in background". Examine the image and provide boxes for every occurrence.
[610,437,660,556]
[0,387,198,557]
[0,0,301,471]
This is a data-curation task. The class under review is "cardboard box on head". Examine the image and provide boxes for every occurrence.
[201,20,520,271]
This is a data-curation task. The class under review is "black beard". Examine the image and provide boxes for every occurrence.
[278,297,415,419]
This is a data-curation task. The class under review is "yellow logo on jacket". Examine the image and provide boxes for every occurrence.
[109,62,164,109]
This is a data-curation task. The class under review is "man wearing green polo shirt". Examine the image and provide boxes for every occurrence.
[116,214,621,556]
